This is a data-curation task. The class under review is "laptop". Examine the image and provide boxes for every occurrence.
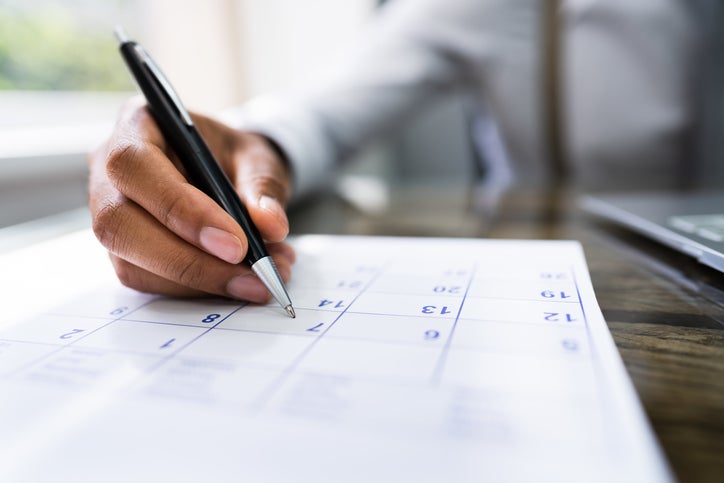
[581,192,724,273]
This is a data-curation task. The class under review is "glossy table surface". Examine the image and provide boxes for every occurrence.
[288,181,724,483]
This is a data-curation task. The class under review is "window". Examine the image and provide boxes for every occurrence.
[0,0,135,92]
[0,0,140,226]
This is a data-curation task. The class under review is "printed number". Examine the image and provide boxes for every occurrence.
[60,328,84,340]
[337,280,363,289]
[160,338,175,349]
[433,286,461,294]
[422,305,452,315]
[540,290,573,299]
[202,313,221,323]
[319,299,346,309]
[561,339,579,351]
[540,272,567,280]
[306,323,324,332]
[543,312,577,323]
[109,306,129,316]
[424,330,440,340]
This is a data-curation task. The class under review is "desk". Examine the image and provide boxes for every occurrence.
[288,182,724,483]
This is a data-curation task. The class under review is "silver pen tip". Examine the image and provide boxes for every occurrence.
[285,305,296,318]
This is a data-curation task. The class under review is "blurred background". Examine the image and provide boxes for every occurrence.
[0,0,382,227]
[2,1,721,230]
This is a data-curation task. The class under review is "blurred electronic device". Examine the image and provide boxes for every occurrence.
[581,192,724,273]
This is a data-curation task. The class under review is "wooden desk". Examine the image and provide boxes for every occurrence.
[288,182,724,483]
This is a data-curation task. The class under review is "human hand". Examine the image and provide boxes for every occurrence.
[88,96,295,303]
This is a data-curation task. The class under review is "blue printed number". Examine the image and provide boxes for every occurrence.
[561,339,579,351]
[422,305,452,315]
[337,280,363,289]
[424,330,440,340]
[319,299,345,309]
[109,306,129,316]
[543,312,576,323]
[433,286,461,294]
[202,313,221,323]
[540,272,567,280]
[60,328,84,340]
[540,290,573,299]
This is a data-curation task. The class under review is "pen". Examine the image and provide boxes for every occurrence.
[114,27,296,318]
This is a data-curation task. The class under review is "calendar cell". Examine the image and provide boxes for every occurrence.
[218,306,339,336]
[122,298,241,327]
[287,270,377,292]
[451,320,589,356]
[441,350,597,396]
[295,338,441,383]
[349,292,462,319]
[325,312,453,346]
[178,330,313,369]
[0,340,58,377]
[287,288,358,312]
[366,274,468,298]
[467,279,579,303]
[47,286,156,319]
[0,314,110,346]
[140,358,279,407]
[459,298,585,326]
[15,346,156,388]
[73,320,206,355]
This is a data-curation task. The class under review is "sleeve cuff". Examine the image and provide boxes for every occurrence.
[221,95,336,200]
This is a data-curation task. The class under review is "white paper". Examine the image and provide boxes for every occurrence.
[0,231,672,482]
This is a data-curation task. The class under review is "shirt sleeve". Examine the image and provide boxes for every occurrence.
[226,0,498,198]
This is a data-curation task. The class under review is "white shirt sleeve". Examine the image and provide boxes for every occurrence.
[228,0,496,198]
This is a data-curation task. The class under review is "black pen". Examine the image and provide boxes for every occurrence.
[114,27,295,318]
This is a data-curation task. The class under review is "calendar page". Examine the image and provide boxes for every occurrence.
[0,231,671,483]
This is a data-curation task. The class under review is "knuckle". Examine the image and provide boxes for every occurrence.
[105,142,140,193]
[157,186,191,232]
[248,174,288,202]
[170,253,208,289]
[92,200,128,254]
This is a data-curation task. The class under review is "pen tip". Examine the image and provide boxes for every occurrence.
[285,305,296,318]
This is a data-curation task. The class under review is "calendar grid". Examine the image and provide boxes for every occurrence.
[430,262,478,385]
[0,234,672,483]
[249,259,390,411]
[3,297,160,379]
[143,303,247,373]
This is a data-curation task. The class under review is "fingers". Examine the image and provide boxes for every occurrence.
[88,99,296,303]
[96,196,294,303]
[98,105,249,265]
[109,243,294,303]
[231,134,293,244]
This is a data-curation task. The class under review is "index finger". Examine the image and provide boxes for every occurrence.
[97,101,251,265]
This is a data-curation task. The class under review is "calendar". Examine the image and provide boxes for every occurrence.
[0,231,671,482]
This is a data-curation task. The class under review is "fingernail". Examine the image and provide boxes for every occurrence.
[199,227,243,264]
[227,274,269,302]
[259,195,282,214]
[259,195,289,233]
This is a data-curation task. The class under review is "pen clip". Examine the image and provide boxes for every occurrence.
[134,45,195,127]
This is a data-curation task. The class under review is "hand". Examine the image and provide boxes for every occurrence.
[88,96,295,303]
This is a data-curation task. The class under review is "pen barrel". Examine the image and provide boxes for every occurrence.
[170,128,269,264]
[119,41,268,264]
